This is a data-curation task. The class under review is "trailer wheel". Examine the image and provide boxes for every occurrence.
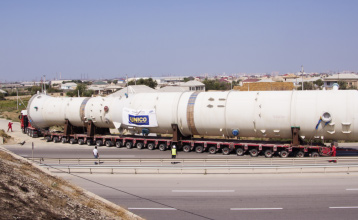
[159,144,166,151]
[310,151,319,157]
[264,149,273,158]
[70,138,77,144]
[280,150,289,158]
[96,140,103,146]
[105,140,112,147]
[236,148,244,156]
[53,137,59,143]
[136,142,144,149]
[115,141,122,148]
[208,146,217,154]
[126,142,133,149]
[147,143,155,150]
[46,136,52,142]
[222,147,230,155]
[249,149,259,157]
[183,145,191,153]
[195,145,204,153]
[78,139,84,145]
[296,151,305,158]
[87,139,93,146]
[61,138,67,144]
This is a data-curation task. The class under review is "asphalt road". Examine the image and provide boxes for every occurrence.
[55,172,358,220]
[2,122,358,220]
[4,138,358,159]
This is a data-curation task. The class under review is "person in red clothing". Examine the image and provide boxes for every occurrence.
[332,145,337,157]
[7,122,13,132]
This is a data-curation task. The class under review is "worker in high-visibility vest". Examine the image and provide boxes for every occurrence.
[171,145,177,164]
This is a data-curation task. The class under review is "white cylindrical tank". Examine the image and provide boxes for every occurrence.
[27,90,358,141]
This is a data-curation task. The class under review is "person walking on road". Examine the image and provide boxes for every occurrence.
[171,144,177,164]
[7,122,13,132]
[93,146,99,164]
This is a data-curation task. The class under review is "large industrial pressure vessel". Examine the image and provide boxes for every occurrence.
[27,90,358,141]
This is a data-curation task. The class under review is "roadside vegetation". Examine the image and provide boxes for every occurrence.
[0,97,29,122]
[66,83,94,97]
[202,78,241,91]
[128,78,158,89]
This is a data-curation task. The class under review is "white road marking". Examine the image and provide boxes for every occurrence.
[172,190,235,193]
[346,189,358,190]
[231,208,283,211]
[329,206,358,209]
[128,208,176,210]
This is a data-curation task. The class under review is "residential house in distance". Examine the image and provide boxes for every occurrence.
[158,80,205,92]
[323,74,358,89]
[0,89,7,94]
[179,80,205,91]
[88,81,122,95]
[61,82,77,90]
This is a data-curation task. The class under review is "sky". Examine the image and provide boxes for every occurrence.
[1,0,357,82]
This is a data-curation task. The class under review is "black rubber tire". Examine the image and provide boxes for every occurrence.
[208,146,217,154]
[87,140,93,146]
[46,136,52,142]
[136,142,144,149]
[78,139,84,145]
[53,137,59,143]
[159,144,166,151]
[69,138,77,144]
[222,147,230,155]
[195,146,204,153]
[236,148,244,156]
[96,140,103,147]
[183,145,191,153]
[310,151,320,157]
[249,149,259,157]
[296,151,305,158]
[264,149,273,158]
[126,142,133,149]
[105,140,112,147]
[115,141,122,148]
[61,138,67,144]
[280,150,289,158]
[147,143,155,150]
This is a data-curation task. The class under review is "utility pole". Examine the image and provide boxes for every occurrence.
[16,88,18,110]
[301,65,304,90]
[126,74,128,98]
[43,75,46,93]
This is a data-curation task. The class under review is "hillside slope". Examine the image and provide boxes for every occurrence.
[0,148,142,220]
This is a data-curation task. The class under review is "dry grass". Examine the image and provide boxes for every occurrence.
[0,149,141,220]
[234,82,295,91]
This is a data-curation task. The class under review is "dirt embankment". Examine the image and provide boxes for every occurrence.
[0,129,14,144]
[0,149,143,220]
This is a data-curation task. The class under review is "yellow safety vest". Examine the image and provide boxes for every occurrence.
[172,148,176,156]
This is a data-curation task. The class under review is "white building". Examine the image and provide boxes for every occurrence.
[61,82,77,90]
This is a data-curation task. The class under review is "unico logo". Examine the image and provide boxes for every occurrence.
[128,115,149,125]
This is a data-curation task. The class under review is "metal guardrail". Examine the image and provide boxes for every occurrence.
[28,156,358,174]
[30,157,358,166]
[40,164,358,175]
